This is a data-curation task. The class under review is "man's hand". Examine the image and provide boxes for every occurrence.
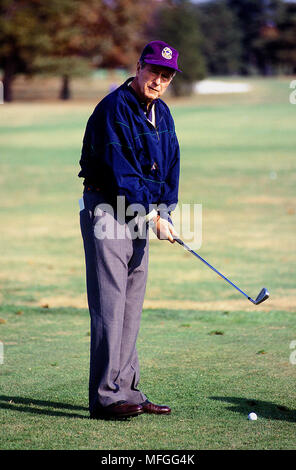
[151,215,178,243]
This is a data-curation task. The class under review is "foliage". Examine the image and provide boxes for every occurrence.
[196,0,243,75]
[147,0,207,96]
[0,0,296,100]
[273,1,296,73]
[74,0,152,69]
[0,0,155,100]
[225,0,287,75]
[0,0,77,100]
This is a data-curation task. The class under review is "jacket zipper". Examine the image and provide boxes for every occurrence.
[155,115,164,141]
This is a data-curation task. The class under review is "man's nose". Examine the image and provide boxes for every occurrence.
[154,75,161,85]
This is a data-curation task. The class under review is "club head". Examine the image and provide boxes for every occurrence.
[254,288,269,305]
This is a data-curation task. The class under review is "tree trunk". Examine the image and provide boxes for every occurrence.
[59,75,71,100]
[3,61,15,102]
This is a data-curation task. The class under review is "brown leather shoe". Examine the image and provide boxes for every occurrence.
[90,401,144,420]
[141,400,171,415]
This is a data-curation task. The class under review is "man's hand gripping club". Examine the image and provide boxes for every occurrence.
[150,214,178,243]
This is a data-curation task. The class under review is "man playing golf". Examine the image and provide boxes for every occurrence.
[79,40,181,419]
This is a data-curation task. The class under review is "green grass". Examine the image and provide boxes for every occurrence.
[0,76,295,450]
[0,305,295,450]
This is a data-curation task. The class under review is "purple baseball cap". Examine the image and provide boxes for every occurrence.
[140,40,182,73]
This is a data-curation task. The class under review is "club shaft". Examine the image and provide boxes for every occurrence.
[174,238,254,303]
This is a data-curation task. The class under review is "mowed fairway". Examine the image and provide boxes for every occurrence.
[0,77,295,450]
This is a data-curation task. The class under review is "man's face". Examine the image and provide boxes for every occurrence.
[133,62,175,104]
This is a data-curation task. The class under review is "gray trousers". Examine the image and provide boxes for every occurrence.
[80,191,148,413]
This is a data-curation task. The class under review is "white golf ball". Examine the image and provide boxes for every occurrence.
[248,412,257,421]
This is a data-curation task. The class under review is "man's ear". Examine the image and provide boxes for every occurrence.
[135,61,141,76]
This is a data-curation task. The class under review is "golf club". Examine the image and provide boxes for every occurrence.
[174,238,269,305]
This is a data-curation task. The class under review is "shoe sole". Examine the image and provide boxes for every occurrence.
[90,409,144,420]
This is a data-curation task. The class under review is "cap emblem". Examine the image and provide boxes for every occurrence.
[162,47,172,60]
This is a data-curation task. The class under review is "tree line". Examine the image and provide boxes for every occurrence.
[1,0,295,101]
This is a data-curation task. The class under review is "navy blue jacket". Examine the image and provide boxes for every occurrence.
[78,78,180,215]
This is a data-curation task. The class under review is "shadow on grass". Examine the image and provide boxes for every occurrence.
[0,395,89,419]
[210,396,296,423]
